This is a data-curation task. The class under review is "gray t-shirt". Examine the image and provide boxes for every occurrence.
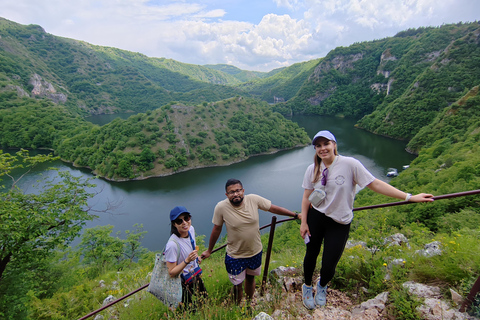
[164,226,199,277]
[302,155,375,224]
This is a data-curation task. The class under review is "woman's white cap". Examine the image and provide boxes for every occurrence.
[312,130,336,145]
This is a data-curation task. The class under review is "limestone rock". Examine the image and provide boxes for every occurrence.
[102,295,116,306]
[253,311,273,320]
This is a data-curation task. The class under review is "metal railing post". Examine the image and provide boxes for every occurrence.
[261,215,277,295]
[460,275,480,313]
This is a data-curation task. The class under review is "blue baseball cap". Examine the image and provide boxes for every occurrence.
[170,206,190,221]
[312,130,336,145]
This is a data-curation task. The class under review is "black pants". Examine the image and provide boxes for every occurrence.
[303,206,351,287]
[181,276,207,308]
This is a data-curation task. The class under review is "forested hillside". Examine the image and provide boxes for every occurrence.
[270,22,480,145]
[203,63,280,83]
[0,96,309,180]
[354,86,480,232]
[0,17,310,180]
[237,59,321,105]
[0,18,248,116]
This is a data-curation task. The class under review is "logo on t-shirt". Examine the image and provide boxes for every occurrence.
[335,175,346,185]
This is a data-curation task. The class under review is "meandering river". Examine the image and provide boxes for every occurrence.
[4,115,415,251]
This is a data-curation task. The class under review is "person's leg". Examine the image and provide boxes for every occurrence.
[313,216,350,307]
[303,207,326,309]
[244,274,256,301]
[225,253,247,304]
[193,276,208,303]
[303,207,326,285]
[233,282,243,304]
[181,280,194,308]
[319,218,351,286]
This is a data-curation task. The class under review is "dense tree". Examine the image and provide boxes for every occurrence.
[0,149,97,280]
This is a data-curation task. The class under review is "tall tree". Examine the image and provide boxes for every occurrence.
[0,149,97,280]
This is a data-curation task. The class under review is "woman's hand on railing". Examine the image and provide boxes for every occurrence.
[410,193,435,202]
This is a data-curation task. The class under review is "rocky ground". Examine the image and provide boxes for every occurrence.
[250,267,479,320]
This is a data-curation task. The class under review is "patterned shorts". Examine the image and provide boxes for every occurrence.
[225,251,262,285]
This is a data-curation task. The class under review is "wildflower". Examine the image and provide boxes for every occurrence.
[383,263,387,267]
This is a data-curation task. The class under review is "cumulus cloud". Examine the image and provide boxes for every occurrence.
[273,0,301,10]
[164,13,314,70]
[1,0,479,71]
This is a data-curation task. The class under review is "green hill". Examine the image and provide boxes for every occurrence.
[273,22,480,145]
[0,17,310,181]
[0,95,310,180]
[0,17,248,116]
[237,59,321,105]
[203,63,279,82]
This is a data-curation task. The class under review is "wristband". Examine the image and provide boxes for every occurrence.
[405,193,412,201]
[184,259,188,265]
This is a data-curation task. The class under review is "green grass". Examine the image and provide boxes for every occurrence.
[4,214,480,320]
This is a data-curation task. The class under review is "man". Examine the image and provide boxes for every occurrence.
[201,178,299,305]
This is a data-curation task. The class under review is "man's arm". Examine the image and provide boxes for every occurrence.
[200,224,222,259]
[268,204,300,220]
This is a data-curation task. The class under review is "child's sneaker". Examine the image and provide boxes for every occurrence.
[302,284,315,310]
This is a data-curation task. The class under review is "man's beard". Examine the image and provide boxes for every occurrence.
[229,196,244,206]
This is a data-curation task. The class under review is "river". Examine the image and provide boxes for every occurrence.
[3,115,415,252]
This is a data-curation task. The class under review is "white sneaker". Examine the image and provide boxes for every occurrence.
[302,284,315,310]
[315,279,327,307]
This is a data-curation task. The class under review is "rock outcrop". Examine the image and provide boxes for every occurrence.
[29,73,67,103]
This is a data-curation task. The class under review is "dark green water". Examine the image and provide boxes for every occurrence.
[4,115,415,251]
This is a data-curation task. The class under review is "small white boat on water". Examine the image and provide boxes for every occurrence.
[386,168,398,177]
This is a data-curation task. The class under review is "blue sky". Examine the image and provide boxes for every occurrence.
[2,0,480,71]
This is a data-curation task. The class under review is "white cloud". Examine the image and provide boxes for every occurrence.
[163,13,314,70]
[1,0,479,71]
[273,0,301,10]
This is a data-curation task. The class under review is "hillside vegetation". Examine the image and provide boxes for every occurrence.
[0,17,480,320]
[0,96,309,180]
[270,22,480,144]
[0,17,247,116]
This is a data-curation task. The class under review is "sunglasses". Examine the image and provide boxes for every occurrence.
[321,168,328,186]
[173,215,191,225]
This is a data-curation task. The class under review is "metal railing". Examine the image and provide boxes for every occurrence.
[79,189,480,319]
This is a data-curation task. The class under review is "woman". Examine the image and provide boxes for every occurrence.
[165,206,207,307]
[300,130,434,310]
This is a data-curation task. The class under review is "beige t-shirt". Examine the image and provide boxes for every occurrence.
[212,194,272,258]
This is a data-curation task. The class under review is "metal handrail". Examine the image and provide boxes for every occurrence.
[78,189,480,319]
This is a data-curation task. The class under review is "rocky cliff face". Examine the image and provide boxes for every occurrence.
[29,73,67,103]
[311,53,364,80]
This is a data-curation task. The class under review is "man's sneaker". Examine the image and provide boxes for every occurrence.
[302,284,315,310]
[314,279,327,306]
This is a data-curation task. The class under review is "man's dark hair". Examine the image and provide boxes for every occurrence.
[225,178,243,191]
